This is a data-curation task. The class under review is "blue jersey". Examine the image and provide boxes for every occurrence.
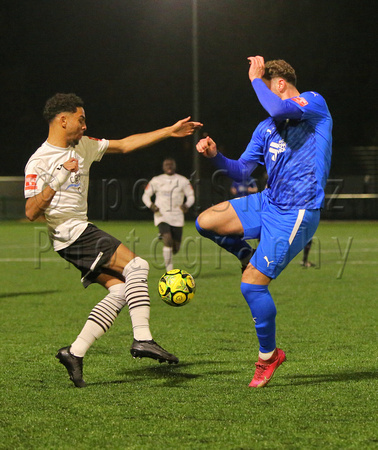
[241,91,332,209]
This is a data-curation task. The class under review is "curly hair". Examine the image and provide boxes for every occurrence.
[43,93,84,123]
[263,60,297,86]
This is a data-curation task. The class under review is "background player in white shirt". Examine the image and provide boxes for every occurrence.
[24,93,202,387]
[142,158,195,272]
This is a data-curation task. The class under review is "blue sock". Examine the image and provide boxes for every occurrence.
[195,218,253,260]
[240,283,276,353]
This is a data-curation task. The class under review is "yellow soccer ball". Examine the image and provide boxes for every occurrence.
[158,269,196,307]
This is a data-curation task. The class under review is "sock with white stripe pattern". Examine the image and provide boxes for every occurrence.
[70,283,127,357]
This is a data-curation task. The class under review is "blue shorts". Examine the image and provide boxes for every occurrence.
[230,191,320,279]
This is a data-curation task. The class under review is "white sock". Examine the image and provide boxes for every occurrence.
[259,349,275,361]
[123,257,153,341]
[163,246,173,272]
[70,283,126,357]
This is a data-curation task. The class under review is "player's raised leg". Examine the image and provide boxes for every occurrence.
[195,201,254,268]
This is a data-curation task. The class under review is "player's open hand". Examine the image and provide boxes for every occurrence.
[196,136,217,158]
[248,56,265,82]
[63,157,79,172]
[171,117,203,137]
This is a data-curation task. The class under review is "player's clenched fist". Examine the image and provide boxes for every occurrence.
[49,158,78,191]
[63,157,79,172]
[196,136,218,158]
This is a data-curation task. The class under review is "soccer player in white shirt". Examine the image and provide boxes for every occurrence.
[24,93,202,387]
[142,158,195,272]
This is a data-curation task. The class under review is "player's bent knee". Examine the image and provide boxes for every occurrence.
[124,256,149,275]
[195,216,212,235]
[242,264,271,285]
[195,213,206,230]
[196,209,219,230]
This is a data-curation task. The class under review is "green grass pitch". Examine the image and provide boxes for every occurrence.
[0,220,377,449]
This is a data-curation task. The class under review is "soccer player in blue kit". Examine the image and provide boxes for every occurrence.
[196,56,332,387]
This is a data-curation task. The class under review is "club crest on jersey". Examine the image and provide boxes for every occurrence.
[269,139,287,161]
[25,174,37,190]
[292,96,309,107]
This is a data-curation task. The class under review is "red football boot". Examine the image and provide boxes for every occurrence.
[249,348,286,388]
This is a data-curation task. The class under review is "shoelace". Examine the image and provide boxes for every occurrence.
[254,362,268,375]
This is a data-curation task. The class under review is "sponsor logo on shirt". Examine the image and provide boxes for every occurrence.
[268,139,287,161]
[292,96,309,107]
[66,172,81,191]
[25,174,37,190]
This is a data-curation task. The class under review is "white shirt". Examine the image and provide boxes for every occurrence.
[142,173,195,227]
[24,136,109,250]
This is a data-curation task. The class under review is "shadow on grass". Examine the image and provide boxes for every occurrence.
[89,360,238,387]
[0,290,60,299]
[279,369,378,386]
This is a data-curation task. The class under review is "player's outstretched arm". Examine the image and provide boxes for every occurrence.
[197,136,258,183]
[106,117,203,154]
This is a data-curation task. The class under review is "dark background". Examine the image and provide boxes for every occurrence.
[1,0,377,183]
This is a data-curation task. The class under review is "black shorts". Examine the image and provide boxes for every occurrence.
[57,223,124,287]
[158,222,183,243]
